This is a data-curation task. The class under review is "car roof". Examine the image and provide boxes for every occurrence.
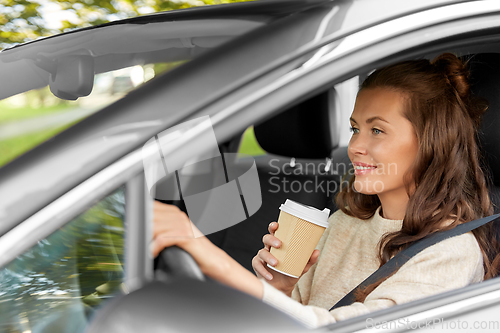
[1,0,323,53]
[0,0,469,234]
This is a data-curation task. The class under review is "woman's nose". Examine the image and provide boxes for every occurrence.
[348,135,367,156]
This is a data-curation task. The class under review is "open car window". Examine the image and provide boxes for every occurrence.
[0,18,264,167]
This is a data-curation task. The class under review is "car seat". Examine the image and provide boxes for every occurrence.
[208,88,351,272]
[468,53,500,214]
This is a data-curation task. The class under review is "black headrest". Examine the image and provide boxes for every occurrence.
[468,53,500,187]
[253,89,339,159]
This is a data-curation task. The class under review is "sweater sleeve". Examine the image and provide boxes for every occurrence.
[261,232,483,329]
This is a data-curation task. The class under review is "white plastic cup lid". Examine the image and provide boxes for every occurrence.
[279,199,330,228]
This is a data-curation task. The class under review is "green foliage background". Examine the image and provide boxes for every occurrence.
[0,1,258,166]
[0,187,125,332]
[0,0,254,49]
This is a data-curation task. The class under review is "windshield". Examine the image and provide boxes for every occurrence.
[0,18,263,166]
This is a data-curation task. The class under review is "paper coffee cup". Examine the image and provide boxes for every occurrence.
[268,199,330,278]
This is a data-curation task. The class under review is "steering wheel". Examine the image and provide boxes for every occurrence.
[155,246,205,283]
[88,249,302,333]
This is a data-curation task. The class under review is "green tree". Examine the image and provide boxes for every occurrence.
[0,0,253,50]
[0,187,126,331]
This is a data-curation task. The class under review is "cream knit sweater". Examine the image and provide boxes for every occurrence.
[261,208,484,328]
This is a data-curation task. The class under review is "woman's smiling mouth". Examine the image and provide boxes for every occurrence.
[353,162,377,176]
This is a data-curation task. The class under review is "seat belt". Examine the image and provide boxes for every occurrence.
[330,213,500,311]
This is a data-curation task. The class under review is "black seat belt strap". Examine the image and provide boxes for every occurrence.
[330,213,500,311]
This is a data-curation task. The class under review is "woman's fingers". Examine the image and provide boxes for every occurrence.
[262,234,281,251]
[153,201,194,239]
[152,233,179,257]
[252,255,274,280]
[254,221,281,280]
[252,246,280,281]
[152,201,209,258]
[257,247,279,267]
[268,221,279,235]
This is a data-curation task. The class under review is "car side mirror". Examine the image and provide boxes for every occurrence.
[49,55,94,100]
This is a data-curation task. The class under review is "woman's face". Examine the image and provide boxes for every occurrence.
[348,88,418,197]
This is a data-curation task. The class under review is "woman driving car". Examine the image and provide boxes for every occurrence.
[152,53,500,328]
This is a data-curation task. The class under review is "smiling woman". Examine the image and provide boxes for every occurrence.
[348,88,419,212]
[338,53,497,270]
[153,52,500,328]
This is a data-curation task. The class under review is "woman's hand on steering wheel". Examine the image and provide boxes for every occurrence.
[152,201,197,257]
[152,202,226,280]
[153,201,266,299]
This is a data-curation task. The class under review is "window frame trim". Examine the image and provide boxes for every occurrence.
[0,149,144,269]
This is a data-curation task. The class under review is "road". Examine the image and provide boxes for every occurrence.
[0,107,98,140]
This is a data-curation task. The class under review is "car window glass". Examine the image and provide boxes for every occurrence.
[238,126,266,156]
[0,187,125,333]
[0,62,183,167]
[0,17,263,168]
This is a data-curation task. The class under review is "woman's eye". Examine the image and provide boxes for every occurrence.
[349,127,359,134]
[372,128,383,135]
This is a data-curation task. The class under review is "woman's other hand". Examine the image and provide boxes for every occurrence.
[252,222,319,297]
[152,201,201,257]
[152,200,265,299]
[152,201,231,280]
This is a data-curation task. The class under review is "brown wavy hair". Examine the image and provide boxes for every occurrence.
[336,53,500,300]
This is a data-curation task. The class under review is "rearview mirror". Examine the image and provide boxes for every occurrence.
[49,55,94,100]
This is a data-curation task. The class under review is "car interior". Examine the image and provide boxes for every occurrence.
[207,88,350,272]
[86,84,355,333]
[208,51,500,274]
[168,52,500,277]
[85,50,500,332]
